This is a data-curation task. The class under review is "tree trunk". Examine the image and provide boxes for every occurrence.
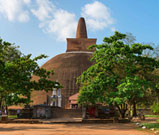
[121,110,126,118]
[116,104,127,118]
[133,102,137,117]
[127,104,132,121]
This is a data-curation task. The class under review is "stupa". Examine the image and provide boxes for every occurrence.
[31,17,97,108]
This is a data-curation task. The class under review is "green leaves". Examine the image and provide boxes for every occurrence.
[78,31,159,118]
[103,31,126,43]
[0,38,62,106]
[117,76,147,102]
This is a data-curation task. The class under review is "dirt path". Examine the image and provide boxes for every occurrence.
[0,123,153,135]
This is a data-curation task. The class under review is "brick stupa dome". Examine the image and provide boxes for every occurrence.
[31,17,97,108]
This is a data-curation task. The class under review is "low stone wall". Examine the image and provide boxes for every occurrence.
[33,105,51,119]
[9,107,82,119]
[51,108,82,118]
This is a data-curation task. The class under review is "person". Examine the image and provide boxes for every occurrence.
[0,110,2,119]
[4,109,7,115]
[17,109,20,118]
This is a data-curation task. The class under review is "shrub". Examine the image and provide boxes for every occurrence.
[150,102,159,114]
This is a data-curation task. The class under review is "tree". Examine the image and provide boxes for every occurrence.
[0,38,61,111]
[124,33,159,116]
[123,32,136,45]
[77,31,159,118]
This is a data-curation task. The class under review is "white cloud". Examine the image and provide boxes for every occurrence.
[0,0,30,22]
[0,0,116,41]
[18,11,30,22]
[81,1,114,31]
[23,0,30,4]
[31,0,55,21]
[0,0,76,41]
[48,10,77,41]
[31,0,77,41]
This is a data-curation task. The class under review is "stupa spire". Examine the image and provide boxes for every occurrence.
[66,17,96,52]
[76,17,87,38]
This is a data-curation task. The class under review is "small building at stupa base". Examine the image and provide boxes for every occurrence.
[31,17,96,109]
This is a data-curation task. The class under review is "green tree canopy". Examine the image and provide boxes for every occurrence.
[0,38,61,108]
[78,31,159,118]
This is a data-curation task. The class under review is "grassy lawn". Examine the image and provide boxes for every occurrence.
[145,115,159,118]
[139,115,159,130]
[8,115,17,119]
[142,123,159,129]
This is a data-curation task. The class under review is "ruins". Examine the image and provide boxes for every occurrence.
[31,17,96,109]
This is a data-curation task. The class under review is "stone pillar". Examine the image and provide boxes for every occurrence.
[82,106,87,119]
[58,96,62,107]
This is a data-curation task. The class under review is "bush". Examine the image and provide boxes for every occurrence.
[150,102,159,114]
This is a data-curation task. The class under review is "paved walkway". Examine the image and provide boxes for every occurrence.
[0,123,153,135]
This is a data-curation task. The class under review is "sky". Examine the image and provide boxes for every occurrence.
[0,0,159,65]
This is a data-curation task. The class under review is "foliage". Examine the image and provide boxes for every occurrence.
[0,39,21,62]
[151,102,159,114]
[123,32,136,45]
[0,38,61,108]
[77,31,159,118]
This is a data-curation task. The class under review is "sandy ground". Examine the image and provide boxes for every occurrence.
[0,123,153,135]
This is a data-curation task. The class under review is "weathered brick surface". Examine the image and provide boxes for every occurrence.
[66,38,96,52]
[31,53,93,108]
[31,17,96,109]
[76,17,87,38]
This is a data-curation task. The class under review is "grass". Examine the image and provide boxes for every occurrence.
[140,115,159,130]
[145,115,159,118]
[142,123,159,129]
[156,119,159,122]
[8,115,17,119]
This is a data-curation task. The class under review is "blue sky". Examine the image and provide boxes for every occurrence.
[0,0,159,65]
